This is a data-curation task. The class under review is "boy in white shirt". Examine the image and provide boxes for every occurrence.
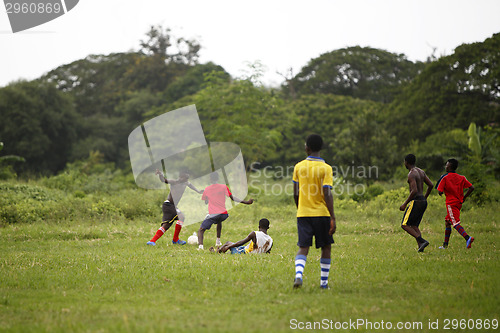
[218,219,273,254]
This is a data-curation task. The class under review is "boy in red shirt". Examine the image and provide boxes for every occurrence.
[436,158,475,249]
[197,172,253,250]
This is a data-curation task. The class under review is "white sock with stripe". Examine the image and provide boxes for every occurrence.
[320,258,331,287]
[295,255,307,280]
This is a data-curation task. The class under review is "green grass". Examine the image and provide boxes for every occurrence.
[0,183,499,332]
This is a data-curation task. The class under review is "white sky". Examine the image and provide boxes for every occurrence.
[1,0,500,88]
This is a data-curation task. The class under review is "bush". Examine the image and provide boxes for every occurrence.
[459,160,496,205]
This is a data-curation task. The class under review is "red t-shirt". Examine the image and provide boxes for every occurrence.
[202,184,232,214]
[437,172,472,205]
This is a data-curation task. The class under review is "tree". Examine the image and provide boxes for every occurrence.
[40,52,138,117]
[163,62,228,103]
[281,94,398,179]
[163,69,290,170]
[383,33,500,148]
[286,46,425,103]
[0,81,79,174]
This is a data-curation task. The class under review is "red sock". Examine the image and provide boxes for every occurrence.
[150,227,165,243]
[454,224,469,240]
[173,221,183,242]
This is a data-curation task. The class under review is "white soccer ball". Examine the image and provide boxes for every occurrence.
[187,232,198,245]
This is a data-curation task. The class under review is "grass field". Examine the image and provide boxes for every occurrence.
[1,180,499,332]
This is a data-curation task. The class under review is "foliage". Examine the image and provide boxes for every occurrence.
[0,81,79,174]
[0,142,25,179]
[2,28,499,185]
[406,129,469,177]
[286,46,425,103]
[162,62,229,104]
[42,151,134,194]
[167,68,289,169]
[280,94,399,178]
[383,33,500,148]
[468,122,482,158]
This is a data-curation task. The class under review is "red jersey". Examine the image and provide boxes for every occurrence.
[202,184,232,214]
[437,172,472,205]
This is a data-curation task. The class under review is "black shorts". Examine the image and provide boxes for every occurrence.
[297,217,334,249]
[401,196,427,227]
[162,201,179,226]
[200,214,229,230]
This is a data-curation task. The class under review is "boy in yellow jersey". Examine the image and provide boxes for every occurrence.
[292,134,336,289]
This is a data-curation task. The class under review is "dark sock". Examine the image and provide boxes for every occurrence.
[454,224,470,241]
[443,226,451,247]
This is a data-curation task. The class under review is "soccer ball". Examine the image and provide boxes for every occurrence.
[187,232,198,245]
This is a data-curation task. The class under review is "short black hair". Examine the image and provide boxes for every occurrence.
[306,134,323,152]
[447,158,459,171]
[259,218,270,229]
[210,172,219,182]
[405,154,416,165]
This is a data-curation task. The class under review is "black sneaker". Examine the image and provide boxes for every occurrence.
[293,277,303,288]
[418,240,429,252]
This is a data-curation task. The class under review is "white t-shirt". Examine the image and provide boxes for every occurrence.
[245,231,273,253]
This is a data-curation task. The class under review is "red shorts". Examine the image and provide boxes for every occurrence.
[445,203,462,226]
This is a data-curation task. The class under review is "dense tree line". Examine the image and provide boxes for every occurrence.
[0,26,498,182]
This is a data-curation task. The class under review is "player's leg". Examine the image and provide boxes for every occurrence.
[320,244,332,289]
[198,215,215,250]
[197,227,206,249]
[216,222,222,246]
[449,205,474,248]
[147,221,172,245]
[401,200,428,251]
[316,217,334,289]
[294,217,313,288]
[440,221,452,249]
[294,247,308,288]
[172,210,186,245]
[148,201,177,245]
[412,226,429,252]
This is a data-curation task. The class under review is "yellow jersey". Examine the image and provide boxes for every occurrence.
[293,156,333,217]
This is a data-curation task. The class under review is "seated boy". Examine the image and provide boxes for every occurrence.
[218,218,273,254]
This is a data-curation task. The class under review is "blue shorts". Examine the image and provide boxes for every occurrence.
[200,214,229,230]
[297,216,334,249]
[230,246,246,254]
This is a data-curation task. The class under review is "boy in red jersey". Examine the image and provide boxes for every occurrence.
[436,158,475,249]
[197,172,253,250]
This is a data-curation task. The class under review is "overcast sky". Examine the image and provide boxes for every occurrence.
[1,0,500,88]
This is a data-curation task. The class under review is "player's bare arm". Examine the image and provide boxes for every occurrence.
[219,231,256,253]
[155,169,186,185]
[323,186,336,235]
[293,182,299,208]
[229,194,253,205]
[463,185,475,203]
[400,172,418,211]
[186,182,203,194]
[423,173,433,199]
